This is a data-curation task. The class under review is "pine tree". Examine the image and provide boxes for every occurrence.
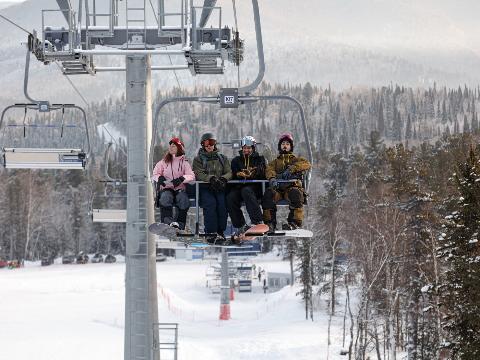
[439,148,480,358]
[464,114,470,133]
[296,239,314,320]
[395,109,403,141]
[406,114,413,140]
[317,184,343,315]
[442,100,448,124]
[377,100,385,136]
[363,130,385,176]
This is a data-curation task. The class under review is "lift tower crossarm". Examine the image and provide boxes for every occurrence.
[74,49,186,55]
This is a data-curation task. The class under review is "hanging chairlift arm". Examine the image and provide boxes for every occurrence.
[23,48,41,104]
[103,142,126,183]
[198,0,218,28]
[238,0,264,95]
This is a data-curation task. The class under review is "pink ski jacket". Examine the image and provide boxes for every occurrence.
[152,155,195,191]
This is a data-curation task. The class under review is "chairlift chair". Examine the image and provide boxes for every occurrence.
[146,0,311,239]
[0,103,90,170]
[150,94,313,238]
[90,192,127,223]
[90,142,127,223]
[91,207,127,223]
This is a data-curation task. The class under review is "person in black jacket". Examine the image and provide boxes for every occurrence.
[226,136,267,237]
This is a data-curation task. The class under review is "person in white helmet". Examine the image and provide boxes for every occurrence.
[226,135,267,238]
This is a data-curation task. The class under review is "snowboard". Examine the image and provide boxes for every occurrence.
[148,222,178,238]
[148,222,240,247]
[279,228,313,238]
[234,223,270,241]
[148,222,313,246]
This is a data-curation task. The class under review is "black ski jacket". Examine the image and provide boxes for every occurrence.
[230,150,266,195]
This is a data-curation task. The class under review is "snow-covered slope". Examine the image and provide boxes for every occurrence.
[0,256,349,360]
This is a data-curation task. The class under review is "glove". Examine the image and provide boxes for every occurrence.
[237,170,248,178]
[219,177,228,188]
[281,167,295,180]
[157,176,166,187]
[209,176,220,192]
[269,178,278,189]
[209,176,226,193]
[238,167,256,179]
[172,176,185,187]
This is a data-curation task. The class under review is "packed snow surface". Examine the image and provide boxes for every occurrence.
[0,255,348,360]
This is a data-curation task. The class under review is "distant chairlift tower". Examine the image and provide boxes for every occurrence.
[28,1,243,359]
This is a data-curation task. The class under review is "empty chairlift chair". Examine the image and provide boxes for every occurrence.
[91,195,127,223]
[91,143,127,223]
[0,103,90,170]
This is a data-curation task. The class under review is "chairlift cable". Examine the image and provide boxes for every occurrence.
[0,13,31,35]
[163,46,181,89]
[55,62,89,107]
[100,122,127,157]
[148,0,159,25]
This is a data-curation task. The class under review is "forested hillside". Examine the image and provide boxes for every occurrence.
[2,81,480,260]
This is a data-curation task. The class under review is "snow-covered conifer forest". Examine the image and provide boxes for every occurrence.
[2,83,480,358]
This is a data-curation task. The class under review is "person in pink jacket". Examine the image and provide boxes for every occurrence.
[152,137,195,230]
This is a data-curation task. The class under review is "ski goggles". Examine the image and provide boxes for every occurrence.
[241,138,255,147]
[203,139,216,147]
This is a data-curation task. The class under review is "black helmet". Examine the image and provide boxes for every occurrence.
[200,132,215,145]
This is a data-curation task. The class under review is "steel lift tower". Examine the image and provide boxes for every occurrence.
[25,1,245,359]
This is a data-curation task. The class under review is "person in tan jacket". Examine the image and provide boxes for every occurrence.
[262,133,311,231]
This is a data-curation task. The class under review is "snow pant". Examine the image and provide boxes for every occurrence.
[226,185,263,228]
[262,186,304,227]
[199,186,227,234]
[159,189,190,230]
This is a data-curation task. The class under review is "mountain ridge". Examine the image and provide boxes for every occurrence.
[0,0,480,107]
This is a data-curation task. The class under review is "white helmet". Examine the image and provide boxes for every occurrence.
[241,135,256,147]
